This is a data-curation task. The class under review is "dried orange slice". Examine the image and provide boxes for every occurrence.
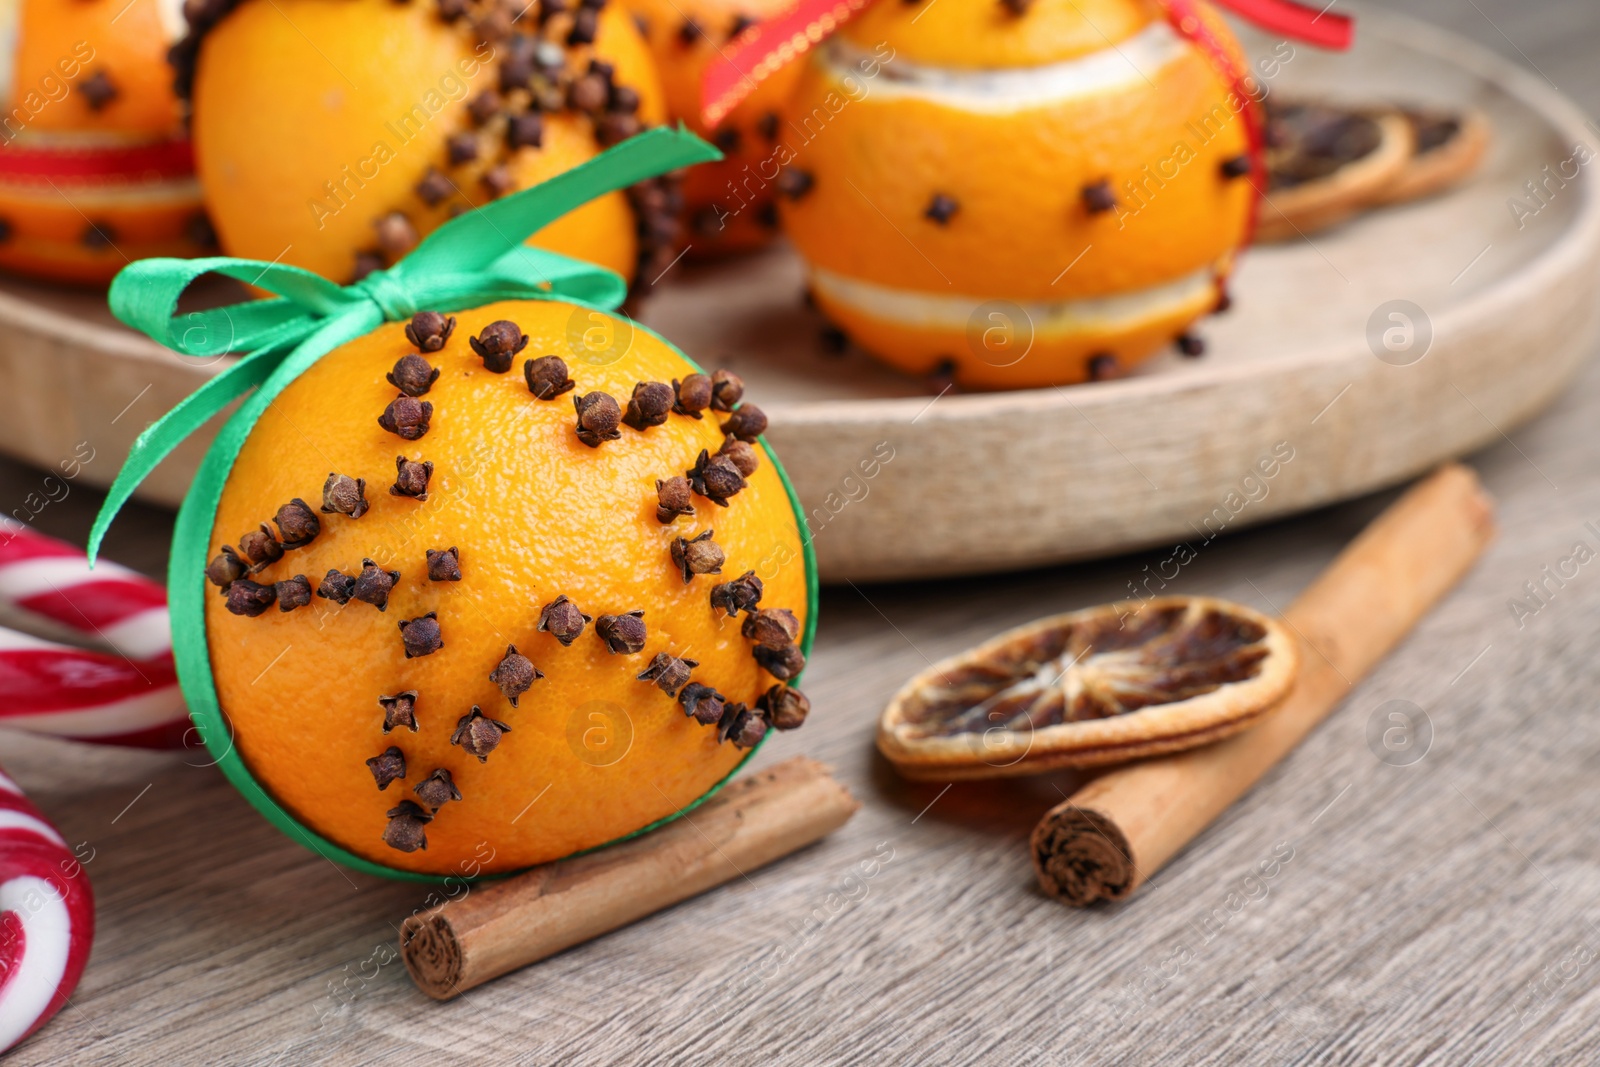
[1373,107,1491,206]
[1255,101,1413,242]
[877,596,1297,780]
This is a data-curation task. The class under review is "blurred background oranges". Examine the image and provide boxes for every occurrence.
[0,0,205,283]
[187,0,675,286]
[778,0,1256,388]
[621,0,804,254]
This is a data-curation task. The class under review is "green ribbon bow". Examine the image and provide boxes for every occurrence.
[89,125,719,563]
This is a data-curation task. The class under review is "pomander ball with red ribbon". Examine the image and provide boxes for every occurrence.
[703,0,1351,390]
[0,0,205,283]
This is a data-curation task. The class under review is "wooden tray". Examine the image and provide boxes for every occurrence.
[1,5,1594,582]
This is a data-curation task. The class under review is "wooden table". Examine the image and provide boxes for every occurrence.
[9,1,1600,1061]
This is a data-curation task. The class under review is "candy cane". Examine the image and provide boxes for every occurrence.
[0,764,95,1054]
[0,520,186,749]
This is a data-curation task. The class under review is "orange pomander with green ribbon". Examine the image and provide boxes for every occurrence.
[91,129,818,880]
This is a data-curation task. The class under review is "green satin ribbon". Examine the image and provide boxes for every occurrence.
[89,125,720,563]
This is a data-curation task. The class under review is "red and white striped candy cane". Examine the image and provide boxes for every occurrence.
[0,765,95,1054]
[0,520,186,749]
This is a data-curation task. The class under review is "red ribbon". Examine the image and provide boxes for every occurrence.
[702,0,875,127]
[701,0,1350,127]
[0,136,196,184]
[1212,0,1351,49]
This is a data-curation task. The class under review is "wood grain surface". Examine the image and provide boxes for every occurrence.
[6,0,1600,1063]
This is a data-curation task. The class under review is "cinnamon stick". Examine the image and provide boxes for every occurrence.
[1032,463,1495,906]
[400,756,859,999]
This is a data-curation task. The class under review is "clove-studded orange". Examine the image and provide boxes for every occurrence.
[183,0,675,287]
[778,0,1257,388]
[619,0,806,253]
[0,0,206,282]
[204,300,811,875]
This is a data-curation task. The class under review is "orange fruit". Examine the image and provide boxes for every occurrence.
[189,0,674,285]
[0,0,205,283]
[203,299,812,875]
[620,0,805,253]
[778,0,1256,388]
